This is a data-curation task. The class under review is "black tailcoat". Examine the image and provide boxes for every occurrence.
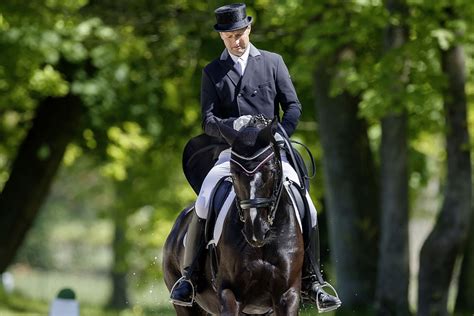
[184,44,302,193]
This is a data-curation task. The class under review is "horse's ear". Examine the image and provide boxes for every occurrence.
[271,117,278,135]
[256,121,273,146]
[215,119,238,146]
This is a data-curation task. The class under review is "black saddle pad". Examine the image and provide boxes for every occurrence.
[205,177,233,243]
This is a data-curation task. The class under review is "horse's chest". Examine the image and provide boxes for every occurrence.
[234,261,286,313]
[234,258,285,289]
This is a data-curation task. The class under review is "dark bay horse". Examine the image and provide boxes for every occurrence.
[163,119,304,315]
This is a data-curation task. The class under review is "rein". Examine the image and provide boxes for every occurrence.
[230,143,284,225]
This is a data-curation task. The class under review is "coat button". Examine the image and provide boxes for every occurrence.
[253,90,257,94]
[238,93,242,97]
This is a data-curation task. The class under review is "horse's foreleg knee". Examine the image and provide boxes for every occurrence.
[273,288,300,316]
[219,288,240,316]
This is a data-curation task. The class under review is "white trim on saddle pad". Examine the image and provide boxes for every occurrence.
[205,180,303,249]
[206,188,236,247]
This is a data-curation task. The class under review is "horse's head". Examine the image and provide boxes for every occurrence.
[220,115,282,247]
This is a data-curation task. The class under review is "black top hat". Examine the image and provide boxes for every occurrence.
[214,3,253,32]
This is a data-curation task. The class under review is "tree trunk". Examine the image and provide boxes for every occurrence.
[107,216,130,310]
[377,114,410,315]
[375,1,410,315]
[455,210,474,312]
[0,94,83,273]
[107,181,131,310]
[417,42,471,316]
[314,50,380,310]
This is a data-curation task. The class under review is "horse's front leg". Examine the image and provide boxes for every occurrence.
[272,287,300,316]
[219,288,241,316]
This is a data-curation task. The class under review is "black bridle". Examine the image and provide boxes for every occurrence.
[230,143,284,225]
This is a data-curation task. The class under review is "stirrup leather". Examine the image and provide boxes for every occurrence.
[169,276,195,307]
[315,282,341,313]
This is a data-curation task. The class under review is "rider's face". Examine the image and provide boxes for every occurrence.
[219,26,251,57]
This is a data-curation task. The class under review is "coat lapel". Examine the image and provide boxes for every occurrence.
[219,49,241,87]
[240,44,261,91]
[218,44,261,88]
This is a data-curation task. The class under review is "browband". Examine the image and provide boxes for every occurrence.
[230,145,272,160]
[230,152,275,175]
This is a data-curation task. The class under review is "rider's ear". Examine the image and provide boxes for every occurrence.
[215,118,238,146]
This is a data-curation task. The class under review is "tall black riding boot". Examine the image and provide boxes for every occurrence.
[170,212,206,306]
[302,225,342,313]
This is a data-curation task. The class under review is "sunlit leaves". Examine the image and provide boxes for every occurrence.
[109,122,152,151]
[0,14,10,31]
[62,40,89,63]
[63,143,83,166]
[101,123,152,181]
[83,129,97,149]
[29,65,69,96]
[432,28,455,50]
[45,0,88,11]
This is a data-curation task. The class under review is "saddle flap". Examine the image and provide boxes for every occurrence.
[286,181,305,221]
[284,180,310,239]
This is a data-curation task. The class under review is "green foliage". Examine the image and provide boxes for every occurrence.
[258,0,473,199]
[29,65,69,96]
[2,0,474,310]
[101,123,152,181]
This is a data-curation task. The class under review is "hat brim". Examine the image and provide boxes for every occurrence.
[214,16,252,32]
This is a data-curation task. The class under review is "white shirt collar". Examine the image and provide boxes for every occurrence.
[228,44,250,65]
[220,43,260,61]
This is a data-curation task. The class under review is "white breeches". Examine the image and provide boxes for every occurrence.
[195,149,318,227]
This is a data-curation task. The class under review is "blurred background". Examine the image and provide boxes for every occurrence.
[0,0,473,315]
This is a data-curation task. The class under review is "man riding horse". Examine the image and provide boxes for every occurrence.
[170,3,341,312]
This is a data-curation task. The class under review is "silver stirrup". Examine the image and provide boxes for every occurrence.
[316,282,342,313]
[169,276,195,307]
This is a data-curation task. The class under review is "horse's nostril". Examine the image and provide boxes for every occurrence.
[263,229,270,240]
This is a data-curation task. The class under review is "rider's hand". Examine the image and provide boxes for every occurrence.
[233,115,252,131]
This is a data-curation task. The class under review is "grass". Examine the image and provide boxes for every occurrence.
[0,267,342,315]
[1,267,338,315]
[10,267,172,306]
[0,294,329,316]
[0,266,175,315]
[0,291,176,316]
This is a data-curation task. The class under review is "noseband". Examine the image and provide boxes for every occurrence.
[230,144,284,225]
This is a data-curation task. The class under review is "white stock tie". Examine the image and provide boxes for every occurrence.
[236,58,244,76]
